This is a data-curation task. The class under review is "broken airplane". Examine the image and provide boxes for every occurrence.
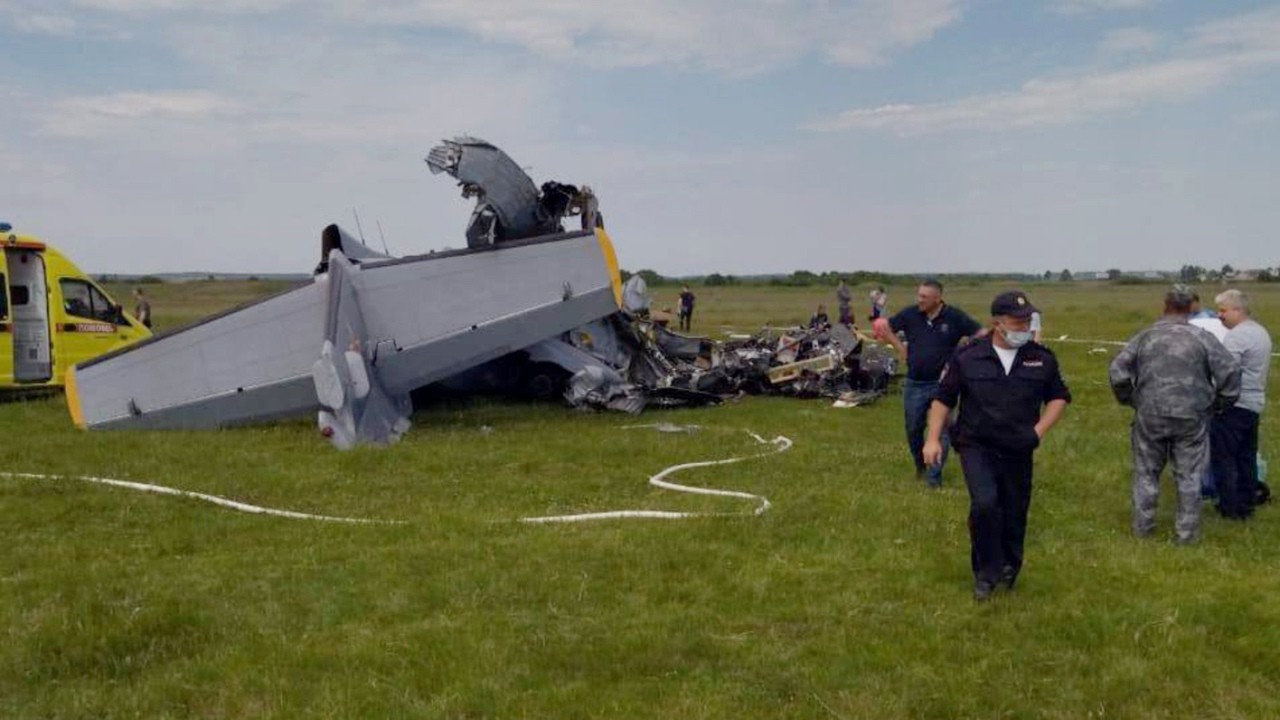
[69,138,623,448]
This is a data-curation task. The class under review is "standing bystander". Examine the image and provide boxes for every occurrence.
[924,291,1070,600]
[1211,289,1272,518]
[877,280,983,487]
[132,287,153,329]
[677,285,696,332]
[1109,285,1240,544]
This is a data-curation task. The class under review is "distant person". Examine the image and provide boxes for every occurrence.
[869,286,887,323]
[1189,292,1217,320]
[1108,285,1240,544]
[132,287,152,329]
[877,279,983,487]
[809,303,830,330]
[1186,313,1229,501]
[925,291,1070,601]
[1211,289,1273,519]
[1030,311,1043,344]
[836,279,853,327]
[677,285,696,332]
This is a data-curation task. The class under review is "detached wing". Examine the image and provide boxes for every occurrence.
[69,229,621,430]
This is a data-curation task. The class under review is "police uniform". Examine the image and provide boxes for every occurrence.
[1109,293,1240,542]
[935,292,1071,595]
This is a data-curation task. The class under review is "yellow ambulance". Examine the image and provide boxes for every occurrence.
[1,222,152,390]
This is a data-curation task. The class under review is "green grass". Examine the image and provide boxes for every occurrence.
[3,281,1279,718]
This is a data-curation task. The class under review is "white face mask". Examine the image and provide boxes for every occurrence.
[1000,324,1033,348]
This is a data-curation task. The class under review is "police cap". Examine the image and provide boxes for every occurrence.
[990,290,1038,319]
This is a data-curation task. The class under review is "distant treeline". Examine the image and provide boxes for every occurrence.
[94,273,310,284]
[622,269,1062,288]
[623,266,1280,287]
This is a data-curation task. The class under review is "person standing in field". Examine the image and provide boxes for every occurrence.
[132,287,153,329]
[869,286,887,323]
[809,303,830,331]
[1211,289,1272,518]
[1030,310,1043,344]
[836,279,853,327]
[1189,292,1217,320]
[924,291,1070,601]
[677,284,696,332]
[1109,285,1240,544]
[877,279,984,487]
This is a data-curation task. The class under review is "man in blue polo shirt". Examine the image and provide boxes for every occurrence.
[879,279,983,486]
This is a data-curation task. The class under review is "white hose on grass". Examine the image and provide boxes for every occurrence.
[0,471,403,525]
[521,425,793,524]
[1049,336,1279,357]
[1048,338,1127,347]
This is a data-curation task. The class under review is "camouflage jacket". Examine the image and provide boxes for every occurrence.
[1108,316,1241,419]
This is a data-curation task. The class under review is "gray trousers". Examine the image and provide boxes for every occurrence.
[1131,414,1209,542]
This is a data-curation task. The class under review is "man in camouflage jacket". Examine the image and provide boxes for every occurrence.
[1109,285,1241,544]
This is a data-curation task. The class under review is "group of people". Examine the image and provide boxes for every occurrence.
[866,280,1269,601]
[1109,285,1272,538]
[834,279,888,327]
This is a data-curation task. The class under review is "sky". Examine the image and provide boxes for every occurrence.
[1,0,1278,277]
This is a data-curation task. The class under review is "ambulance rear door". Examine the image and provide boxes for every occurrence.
[4,247,54,383]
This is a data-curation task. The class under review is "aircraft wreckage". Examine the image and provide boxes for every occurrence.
[68,137,896,449]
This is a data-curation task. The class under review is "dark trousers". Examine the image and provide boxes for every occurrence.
[958,445,1034,586]
[904,379,949,484]
[679,309,693,332]
[1211,407,1260,519]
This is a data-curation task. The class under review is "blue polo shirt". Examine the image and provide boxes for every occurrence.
[889,304,982,381]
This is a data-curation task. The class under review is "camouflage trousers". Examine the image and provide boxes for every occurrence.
[1131,414,1209,543]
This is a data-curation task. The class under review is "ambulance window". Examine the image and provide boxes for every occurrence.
[0,273,7,319]
[60,279,116,322]
[11,285,28,306]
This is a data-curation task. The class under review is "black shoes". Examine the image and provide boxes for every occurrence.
[973,580,996,602]
[999,565,1018,590]
[974,567,1019,601]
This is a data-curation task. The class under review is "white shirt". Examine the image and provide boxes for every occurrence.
[994,344,1018,375]
[1189,316,1228,342]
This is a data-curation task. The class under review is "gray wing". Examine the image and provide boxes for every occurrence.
[70,230,620,433]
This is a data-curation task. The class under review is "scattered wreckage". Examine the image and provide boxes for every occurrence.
[68,136,897,449]
[430,274,900,415]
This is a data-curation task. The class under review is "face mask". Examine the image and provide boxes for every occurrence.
[1001,325,1032,348]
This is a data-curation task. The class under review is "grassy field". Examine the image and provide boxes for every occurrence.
[3,280,1279,718]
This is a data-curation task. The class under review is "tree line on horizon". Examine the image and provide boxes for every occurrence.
[621,266,1280,288]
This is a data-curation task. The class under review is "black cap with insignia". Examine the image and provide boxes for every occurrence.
[990,290,1038,319]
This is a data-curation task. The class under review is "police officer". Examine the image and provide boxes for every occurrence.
[1109,285,1240,543]
[923,291,1070,601]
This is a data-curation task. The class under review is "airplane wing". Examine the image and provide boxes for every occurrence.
[68,228,622,432]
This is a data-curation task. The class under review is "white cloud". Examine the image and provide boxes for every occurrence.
[1235,107,1279,125]
[809,7,1280,134]
[16,0,964,73]
[1053,0,1162,14]
[1191,6,1280,51]
[13,13,77,35]
[3,13,568,273]
[1099,27,1160,55]
[38,91,242,138]
[68,0,294,13]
